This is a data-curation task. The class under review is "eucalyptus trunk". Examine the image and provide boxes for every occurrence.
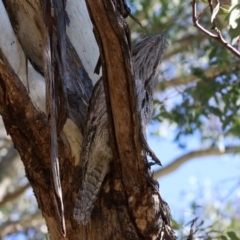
[0,0,175,239]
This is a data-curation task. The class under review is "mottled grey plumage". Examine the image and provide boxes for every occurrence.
[74,34,167,225]
[133,34,167,131]
[74,79,111,225]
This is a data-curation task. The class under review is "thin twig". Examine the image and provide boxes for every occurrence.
[192,0,240,58]
[196,5,209,21]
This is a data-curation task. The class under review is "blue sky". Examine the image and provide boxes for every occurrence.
[148,130,240,221]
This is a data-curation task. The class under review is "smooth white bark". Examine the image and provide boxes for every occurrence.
[0,1,46,112]
[0,0,99,163]
[66,0,101,86]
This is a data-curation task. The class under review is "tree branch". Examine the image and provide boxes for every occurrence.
[163,34,206,60]
[157,63,239,89]
[0,212,44,238]
[192,0,240,58]
[0,144,19,177]
[87,0,145,184]
[0,182,30,208]
[0,46,68,239]
[154,145,240,179]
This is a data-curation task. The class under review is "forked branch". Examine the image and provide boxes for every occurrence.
[192,0,240,58]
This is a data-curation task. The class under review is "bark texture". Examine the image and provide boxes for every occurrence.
[0,0,175,239]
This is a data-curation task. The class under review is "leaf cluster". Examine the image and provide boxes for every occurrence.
[129,0,240,147]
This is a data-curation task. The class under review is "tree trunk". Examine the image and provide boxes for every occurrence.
[0,0,175,239]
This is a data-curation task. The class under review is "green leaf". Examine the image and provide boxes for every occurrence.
[227,231,240,240]
[227,4,240,43]
[226,4,240,24]
[209,106,222,117]
[222,114,233,130]
[229,26,240,44]
[192,67,208,81]
[219,5,230,15]
[171,219,181,230]
[219,235,228,240]
[208,46,217,60]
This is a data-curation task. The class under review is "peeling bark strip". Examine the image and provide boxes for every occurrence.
[2,0,93,131]
[42,0,69,234]
[84,0,175,239]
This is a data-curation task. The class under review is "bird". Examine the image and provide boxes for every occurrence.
[74,34,168,226]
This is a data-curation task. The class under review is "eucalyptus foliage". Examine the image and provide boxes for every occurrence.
[129,0,240,148]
